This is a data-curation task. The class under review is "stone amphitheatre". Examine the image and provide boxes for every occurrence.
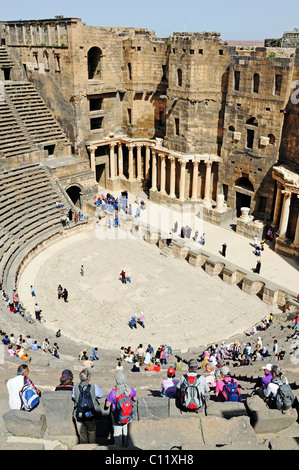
[0,17,298,450]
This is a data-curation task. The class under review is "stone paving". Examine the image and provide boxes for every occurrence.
[17,191,299,353]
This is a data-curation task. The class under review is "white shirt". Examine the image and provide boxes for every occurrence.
[7,375,24,410]
[264,378,288,398]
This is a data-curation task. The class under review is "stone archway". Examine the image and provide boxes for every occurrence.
[66,184,83,208]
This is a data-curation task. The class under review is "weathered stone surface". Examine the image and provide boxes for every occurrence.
[206,401,248,419]
[3,410,47,438]
[246,395,298,434]
[42,391,76,438]
[137,397,169,421]
[0,442,45,450]
[129,417,203,450]
[200,415,259,448]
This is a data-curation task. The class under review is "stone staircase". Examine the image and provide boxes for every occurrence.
[0,81,68,159]
[160,241,173,257]
[0,46,14,69]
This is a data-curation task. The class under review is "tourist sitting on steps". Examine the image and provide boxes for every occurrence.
[256,365,294,412]
[176,359,209,413]
[161,367,179,398]
[215,365,241,402]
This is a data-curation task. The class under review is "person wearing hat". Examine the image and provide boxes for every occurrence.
[161,367,179,398]
[215,365,241,402]
[105,371,137,447]
[55,369,74,391]
[253,364,272,397]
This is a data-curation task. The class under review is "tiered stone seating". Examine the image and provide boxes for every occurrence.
[0,101,35,158]
[0,163,85,293]
[4,82,68,148]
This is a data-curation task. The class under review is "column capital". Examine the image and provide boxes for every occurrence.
[159,153,166,160]
[88,145,97,152]
[168,156,176,164]
[109,142,116,149]
[192,160,200,167]
[282,190,292,199]
[178,159,187,167]
[205,160,213,168]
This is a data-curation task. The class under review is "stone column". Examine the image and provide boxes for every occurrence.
[109,143,115,179]
[204,161,212,204]
[128,143,134,181]
[292,210,299,247]
[272,182,283,226]
[136,144,142,180]
[160,154,166,194]
[279,190,292,238]
[151,151,157,191]
[169,156,176,198]
[118,142,123,178]
[191,160,199,201]
[88,146,97,180]
[145,145,151,180]
[179,160,186,201]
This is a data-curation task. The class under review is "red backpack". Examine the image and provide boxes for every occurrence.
[115,390,133,424]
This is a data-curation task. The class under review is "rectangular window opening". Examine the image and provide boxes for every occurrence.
[175,118,180,136]
[89,97,103,111]
[90,117,103,130]
[234,70,240,91]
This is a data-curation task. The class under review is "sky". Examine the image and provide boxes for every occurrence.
[1,0,299,41]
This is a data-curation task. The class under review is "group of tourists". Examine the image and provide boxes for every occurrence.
[95,191,146,221]
[6,364,137,447]
[0,325,60,362]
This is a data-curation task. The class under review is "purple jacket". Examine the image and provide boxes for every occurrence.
[261,372,272,388]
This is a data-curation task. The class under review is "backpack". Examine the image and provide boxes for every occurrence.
[114,390,133,425]
[179,374,204,410]
[221,379,241,402]
[19,381,39,411]
[274,383,294,411]
[76,384,95,422]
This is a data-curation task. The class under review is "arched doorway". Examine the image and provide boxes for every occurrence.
[87,47,102,80]
[66,185,82,208]
[235,177,254,217]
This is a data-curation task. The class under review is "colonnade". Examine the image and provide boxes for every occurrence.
[272,180,299,246]
[88,140,152,181]
[87,139,218,203]
[150,150,214,203]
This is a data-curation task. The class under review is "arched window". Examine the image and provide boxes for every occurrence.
[177,68,182,87]
[246,117,258,126]
[253,73,260,93]
[268,133,275,145]
[88,47,102,80]
[235,177,254,192]
[228,125,235,132]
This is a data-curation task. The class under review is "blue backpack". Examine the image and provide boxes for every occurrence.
[222,379,241,402]
[19,381,39,411]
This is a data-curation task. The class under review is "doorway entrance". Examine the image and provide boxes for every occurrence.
[96,163,106,186]
[236,192,251,218]
[66,185,82,208]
